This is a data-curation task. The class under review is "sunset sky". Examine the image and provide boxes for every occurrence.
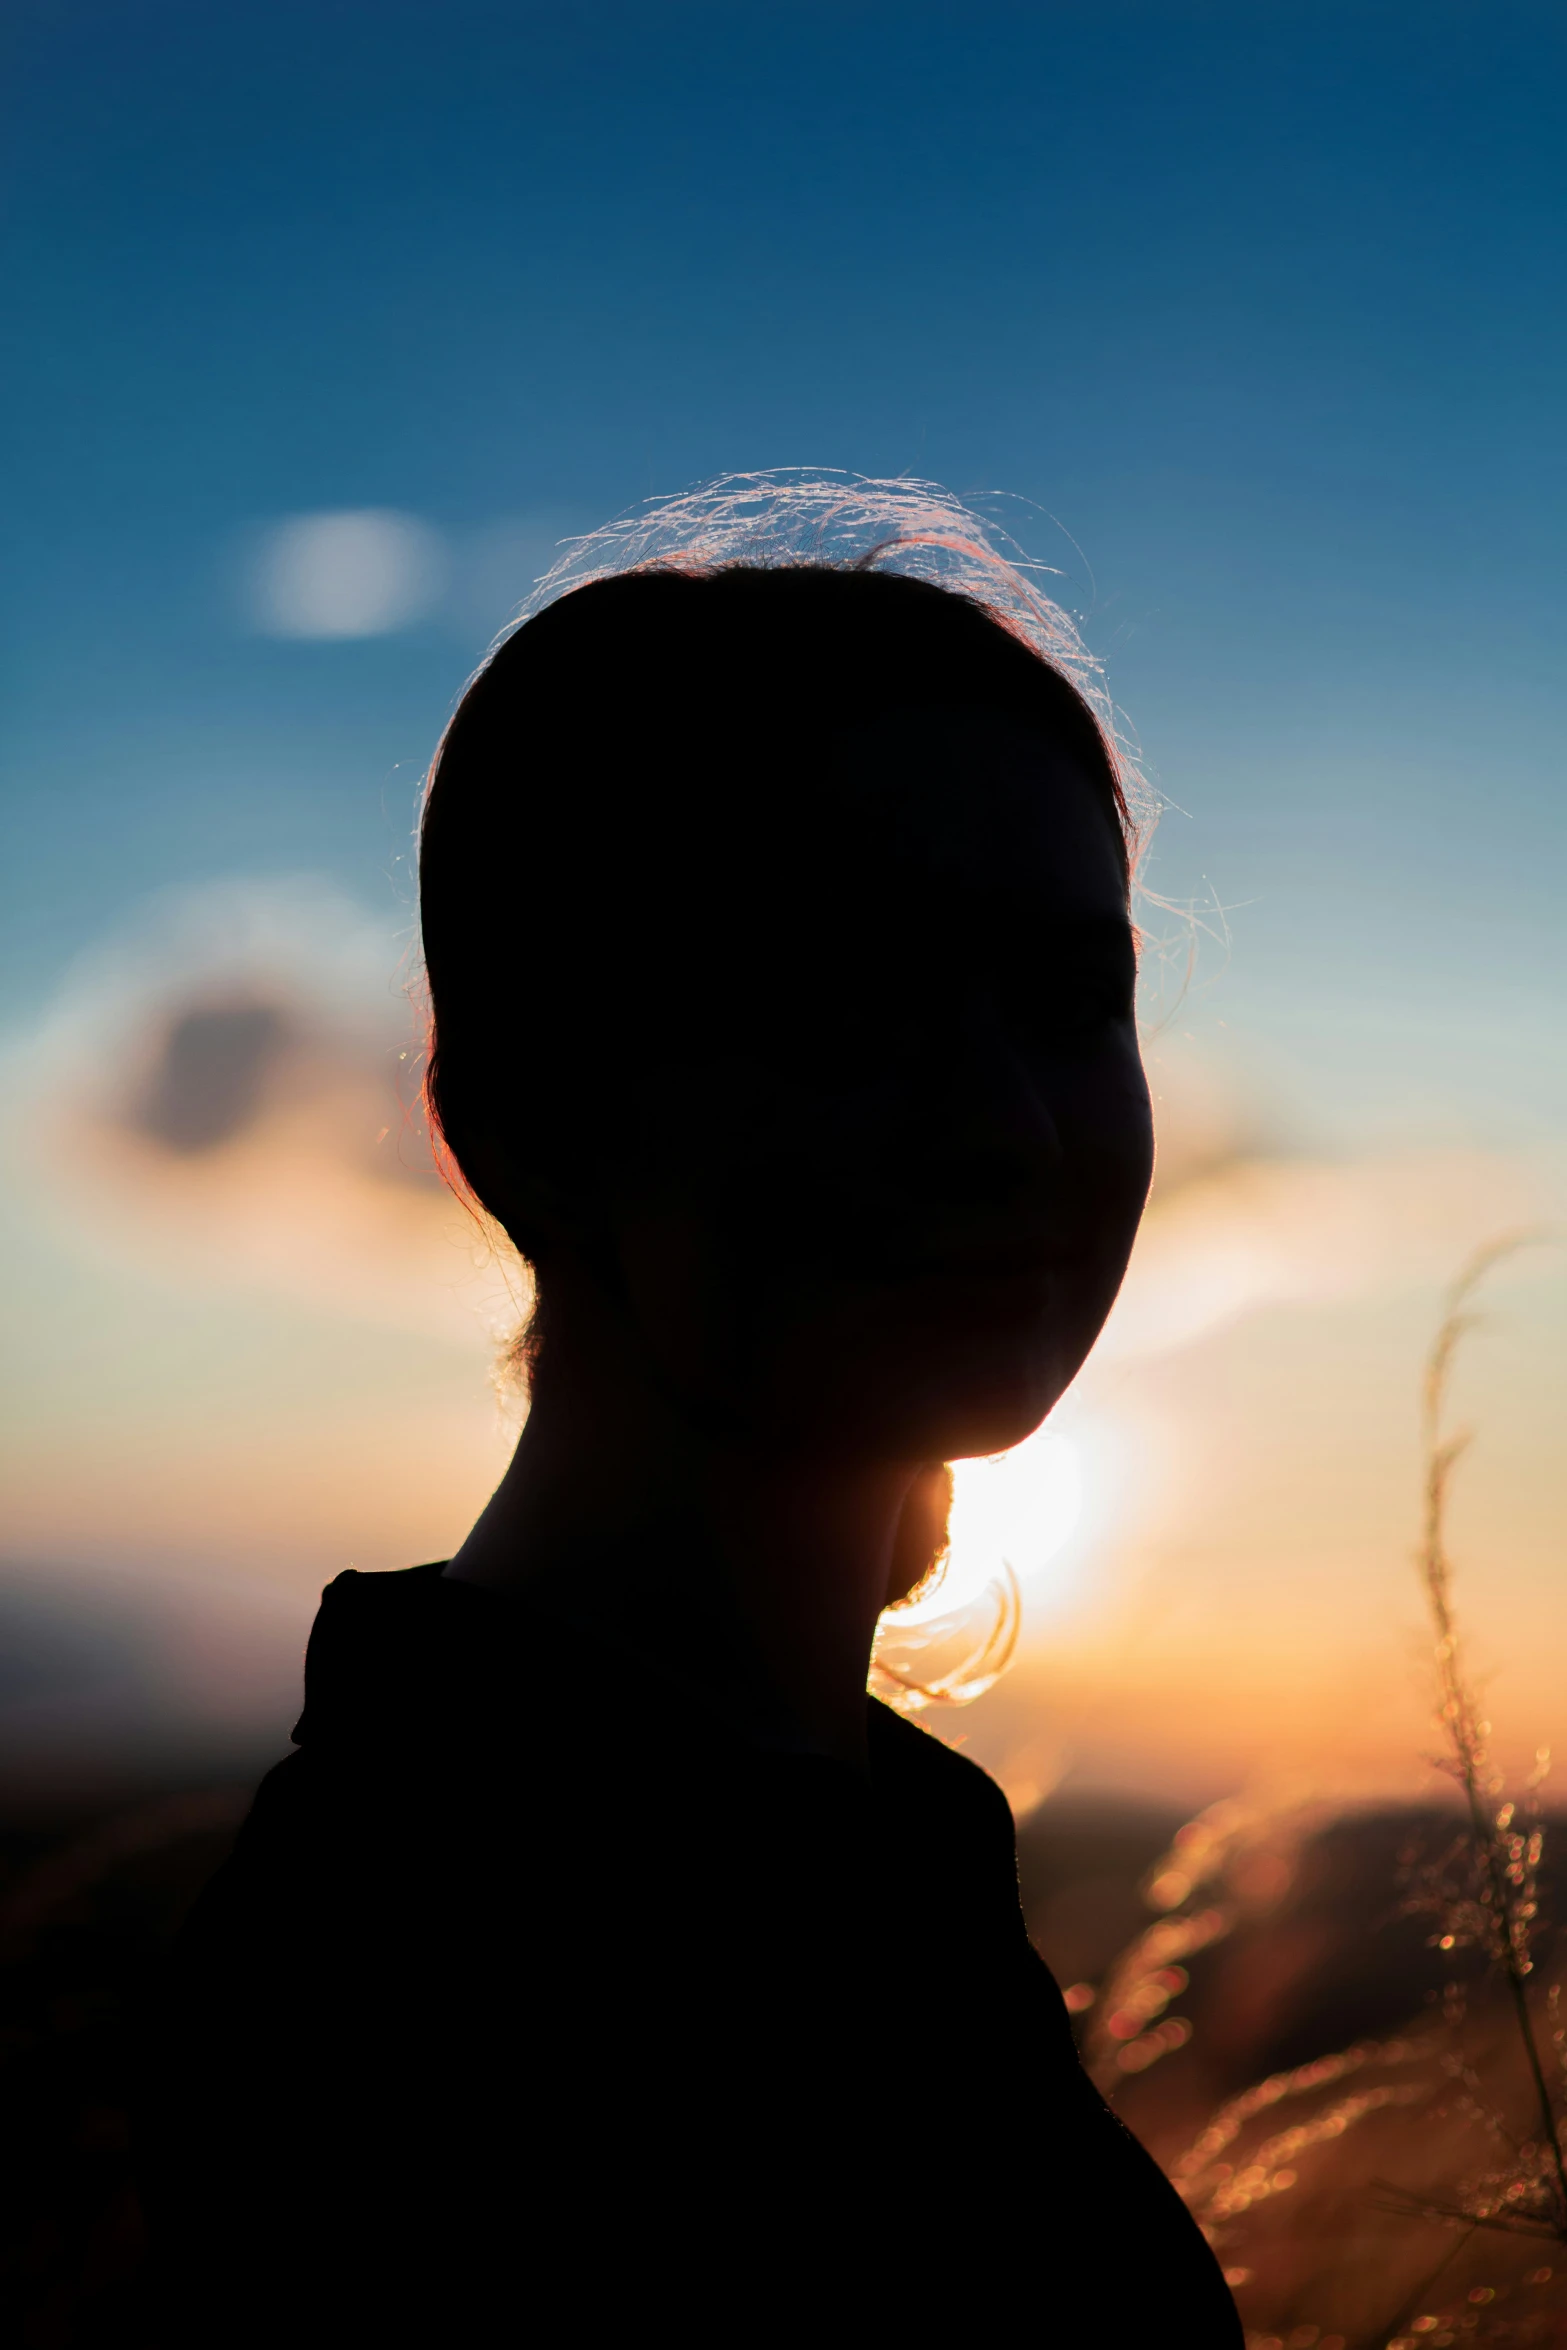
[4,0,1564,1803]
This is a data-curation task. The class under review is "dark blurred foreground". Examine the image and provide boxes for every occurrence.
[9,1757,1567,2348]
[1,1783,253,2344]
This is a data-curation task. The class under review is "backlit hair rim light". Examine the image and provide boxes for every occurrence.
[472,467,1156,865]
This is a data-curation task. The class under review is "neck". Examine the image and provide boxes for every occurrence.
[445,1286,919,1768]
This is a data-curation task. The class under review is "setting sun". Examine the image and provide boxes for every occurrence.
[904,1425,1084,1624]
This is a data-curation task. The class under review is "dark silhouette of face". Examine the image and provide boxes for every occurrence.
[422,565,1152,1471]
[570,706,1151,1463]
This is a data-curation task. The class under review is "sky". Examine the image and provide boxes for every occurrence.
[3,0,1564,1804]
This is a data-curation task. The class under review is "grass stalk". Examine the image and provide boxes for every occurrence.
[1418,1236,1567,2232]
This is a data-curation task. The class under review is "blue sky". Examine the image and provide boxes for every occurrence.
[6,0,1565,1142]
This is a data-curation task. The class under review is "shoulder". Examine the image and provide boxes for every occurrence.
[291,1561,452,1742]
[868,1699,1017,1837]
[868,1695,1008,1795]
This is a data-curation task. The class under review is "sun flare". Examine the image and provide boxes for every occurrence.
[899,1425,1084,1624]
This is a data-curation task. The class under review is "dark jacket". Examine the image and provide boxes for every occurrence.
[146,1563,1241,2344]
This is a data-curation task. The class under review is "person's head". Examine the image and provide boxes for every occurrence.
[421,560,1153,1469]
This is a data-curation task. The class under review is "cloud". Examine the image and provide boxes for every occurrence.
[239,507,588,645]
[1082,1034,1553,1367]
[3,877,522,1346]
[1096,1146,1544,1370]
[250,509,447,638]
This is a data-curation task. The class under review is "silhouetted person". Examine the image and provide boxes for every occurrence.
[147,562,1242,2342]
